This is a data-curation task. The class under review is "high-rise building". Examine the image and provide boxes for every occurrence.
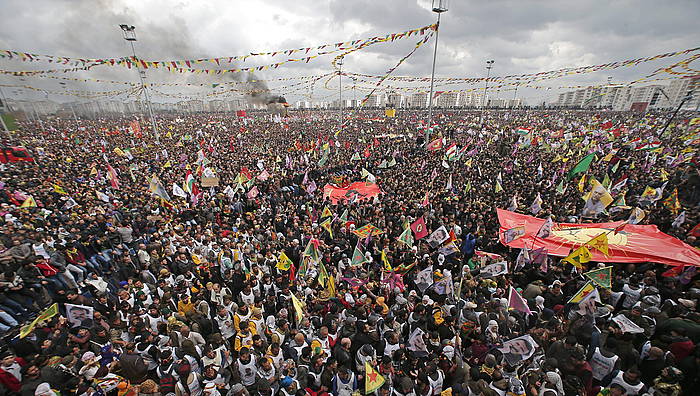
[409,93,428,108]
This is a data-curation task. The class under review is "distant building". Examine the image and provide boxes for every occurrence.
[409,92,428,108]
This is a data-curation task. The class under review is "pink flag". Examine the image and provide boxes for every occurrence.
[107,164,120,189]
[508,286,532,315]
[247,186,259,199]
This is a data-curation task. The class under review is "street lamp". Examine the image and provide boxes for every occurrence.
[480,59,494,125]
[119,24,159,141]
[425,0,448,146]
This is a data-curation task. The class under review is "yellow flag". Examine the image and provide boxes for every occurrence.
[365,361,386,394]
[586,233,609,256]
[495,180,503,193]
[381,250,392,272]
[290,293,304,323]
[562,246,592,269]
[465,158,472,168]
[166,131,173,138]
[277,252,292,271]
[90,166,98,176]
[321,206,332,218]
[567,282,596,304]
[320,218,333,239]
[21,196,37,208]
[163,160,172,168]
[327,274,336,298]
[578,175,586,192]
[53,184,67,195]
[114,147,125,156]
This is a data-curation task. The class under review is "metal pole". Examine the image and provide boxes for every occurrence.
[425,13,441,146]
[480,60,494,125]
[129,40,159,142]
[338,57,343,135]
[31,102,46,134]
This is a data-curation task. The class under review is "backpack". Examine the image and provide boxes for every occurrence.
[158,366,177,396]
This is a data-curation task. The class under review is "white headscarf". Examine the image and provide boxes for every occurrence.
[539,372,564,396]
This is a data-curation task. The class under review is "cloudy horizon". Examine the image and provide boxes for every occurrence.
[0,0,698,106]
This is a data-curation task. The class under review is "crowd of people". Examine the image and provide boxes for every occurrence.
[0,107,699,396]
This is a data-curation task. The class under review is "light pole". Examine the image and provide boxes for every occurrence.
[120,24,159,142]
[425,0,448,146]
[480,59,494,125]
[338,56,344,135]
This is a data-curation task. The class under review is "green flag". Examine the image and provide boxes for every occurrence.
[602,174,611,189]
[351,246,368,266]
[317,261,329,287]
[584,266,612,289]
[351,152,361,161]
[303,239,320,263]
[339,209,349,224]
[397,227,414,247]
[556,180,565,194]
[567,152,596,180]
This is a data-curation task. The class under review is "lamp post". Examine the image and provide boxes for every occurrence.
[338,56,344,135]
[480,59,494,125]
[425,0,448,146]
[120,24,159,142]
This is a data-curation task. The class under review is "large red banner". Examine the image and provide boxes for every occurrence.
[497,208,700,267]
[323,182,381,204]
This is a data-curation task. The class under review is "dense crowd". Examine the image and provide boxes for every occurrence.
[0,107,699,396]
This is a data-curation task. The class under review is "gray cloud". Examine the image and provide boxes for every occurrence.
[0,0,697,104]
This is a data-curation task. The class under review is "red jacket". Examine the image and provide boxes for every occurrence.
[0,357,27,392]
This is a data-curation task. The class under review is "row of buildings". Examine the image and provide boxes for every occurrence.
[554,77,699,111]
[319,91,522,109]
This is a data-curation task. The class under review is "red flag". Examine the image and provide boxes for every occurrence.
[410,217,429,240]
[690,224,700,237]
[498,209,700,267]
[322,182,381,204]
[364,145,371,159]
[508,286,532,315]
[662,266,684,277]
[427,138,443,151]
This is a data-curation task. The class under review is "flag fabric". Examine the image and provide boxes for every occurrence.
[535,216,553,239]
[397,227,414,247]
[351,246,368,267]
[320,218,333,238]
[326,274,336,298]
[567,152,596,180]
[53,184,67,195]
[628,207,646,225]
[445,143,457,160]
[508,286,532,315]
[577,287,601,316]
[96,191,110,202]
[172,183,187,198]
[567,281,596,304]
[303,239,320,263]
[427,138,444,151]
[277,252,293,271]
[584,266,613,288]
[530,193,543,215]
[612,314,645,334]
[663,188,681,214]
[410,217,429,239]
[246,186,259,199]
[381,250,392,272]
[407,327,428,355]
[321,206,332,218]
[556,180,565,194]
[586,233,610,256]
[21,196,37,208]
[184,171,195,193]
[515,127,531,135]
[420,190,430,207]
[495,180,503,193]
[107,164,120,189]
[19,303,59,338]
[290,293,304,323]
[581,179,613,217]
[672,211,686,228]
[149,176,171,201]
[503,226,526,243]
[445,174,453,191]
[562,246,592,269]
[317,261,329,287]
[497,203,700,266]
[415,265,434,293]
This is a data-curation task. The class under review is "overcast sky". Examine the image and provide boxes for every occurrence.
[0,0,698,105]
